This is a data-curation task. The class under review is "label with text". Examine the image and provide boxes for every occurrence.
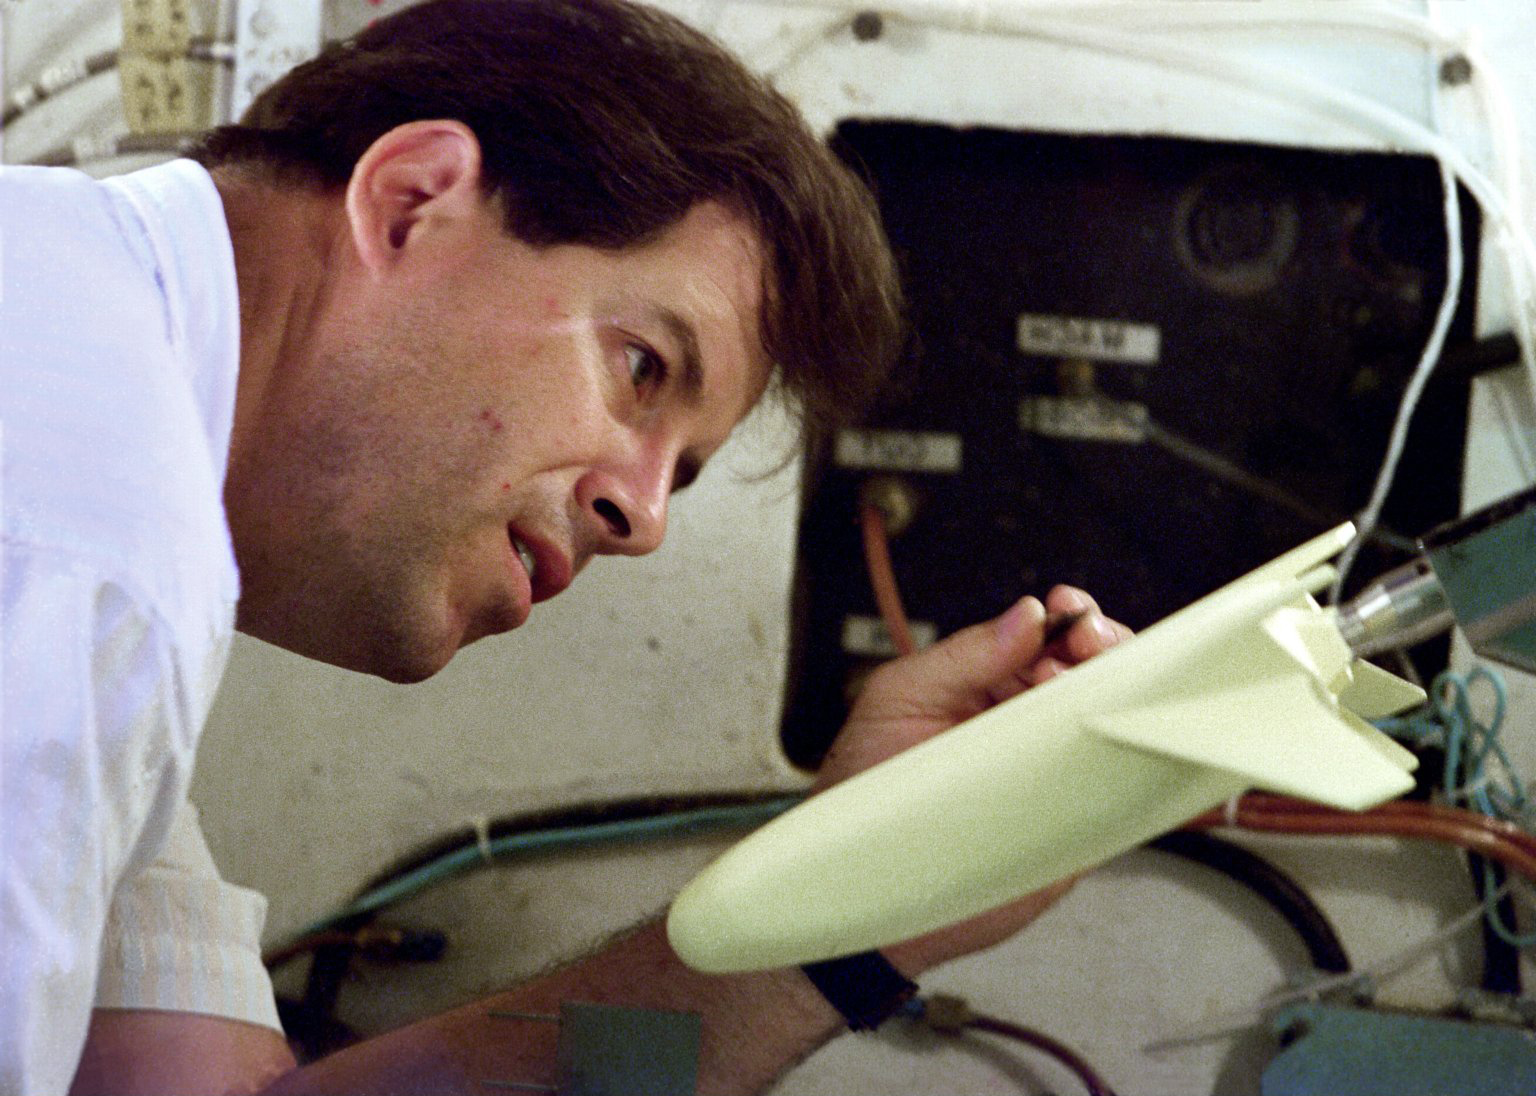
[1016,313,1161,365]
[841,615,938,657]
[834,429,963,473]
[1020,395,1149,443]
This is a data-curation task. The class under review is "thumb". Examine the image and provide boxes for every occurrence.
[890,595,1048,715]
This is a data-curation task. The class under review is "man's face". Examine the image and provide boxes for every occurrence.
[230,197,770,682]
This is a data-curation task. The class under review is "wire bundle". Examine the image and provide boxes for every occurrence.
[1374,667,1536,952]
[1189,793,1536,886]
[1379,668,1525,824]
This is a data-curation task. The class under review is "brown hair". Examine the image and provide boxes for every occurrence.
[191,0,901,437]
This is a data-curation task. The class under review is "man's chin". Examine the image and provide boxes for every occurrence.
[352,615,516,683]
[236,610,459,683]
[353,624,468,683]
[367,650,449,684]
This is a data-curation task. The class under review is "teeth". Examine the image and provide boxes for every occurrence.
[513,538,537,582]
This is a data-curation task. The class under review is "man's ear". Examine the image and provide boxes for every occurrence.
[343,119,485,273]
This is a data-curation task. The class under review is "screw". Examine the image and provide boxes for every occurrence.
[851,11,884,42]
[860,475,919,537]
[1440,53,1474,87]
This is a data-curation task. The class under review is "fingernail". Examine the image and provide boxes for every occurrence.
[1093,613,1119,646]
[1058,587,1092,612]
[998,596,1044,646]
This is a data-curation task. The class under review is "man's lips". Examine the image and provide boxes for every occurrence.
[507,526,573,603]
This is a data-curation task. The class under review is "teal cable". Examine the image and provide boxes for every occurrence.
[1379,667,1536,947]
[296,795,805,940]
[1435,668,1518,822]
[1441,668,1536,948]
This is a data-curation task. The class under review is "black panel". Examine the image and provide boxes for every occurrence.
[782,124,1479,769]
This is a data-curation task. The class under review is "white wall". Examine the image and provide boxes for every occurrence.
[7,3,1536,1093]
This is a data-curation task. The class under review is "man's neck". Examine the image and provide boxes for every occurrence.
[209,165,344,481]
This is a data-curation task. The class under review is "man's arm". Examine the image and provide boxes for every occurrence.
[263,920,842,1096]
[69,800,293,1096]
[76,587,1122,1096]
[66,921,840,1096]
[267,850,1075,1096]
[70,1011,297,1096]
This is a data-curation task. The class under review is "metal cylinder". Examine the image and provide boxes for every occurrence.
[1336,558,1454,658]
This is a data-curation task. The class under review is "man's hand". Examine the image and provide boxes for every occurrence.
[813,585,1133,974]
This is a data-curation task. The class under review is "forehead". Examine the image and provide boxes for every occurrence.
[609,202,774,415]
[622,204,765,324]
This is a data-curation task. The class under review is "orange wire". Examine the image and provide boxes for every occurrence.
[860,502,917,657]
[1187,795,1536,883]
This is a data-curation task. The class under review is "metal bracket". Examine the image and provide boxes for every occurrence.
[230,0,322,121]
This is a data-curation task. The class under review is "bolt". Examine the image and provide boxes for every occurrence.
[1055,358,1097,398]
[860,475,919,537]
[1440,53,1474,87]
[851,10,884,42]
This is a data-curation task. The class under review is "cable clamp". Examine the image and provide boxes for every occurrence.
[71,134,119,163]
[471,815,494,864]
[1348,973,1378,1006]
[40,59,90,91]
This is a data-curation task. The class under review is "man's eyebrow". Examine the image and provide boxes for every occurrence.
[652,306,705,407]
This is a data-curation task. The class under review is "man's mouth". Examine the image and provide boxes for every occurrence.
[507,527,574,604]
[511,535,537,584]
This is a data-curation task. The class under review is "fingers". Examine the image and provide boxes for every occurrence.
[1031,585,1133,685]
[1026,656,1072,687]
[860,585,1132,715]
[872,594,1048,717]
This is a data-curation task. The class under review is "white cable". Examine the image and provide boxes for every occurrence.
[761,12,854,82]
[699,0,733,34]
[1330,157,1464,600]
[1426,2,1536,407]
[1461,27,1536,392]
[886,2,1461,49]
[1142,894,1495,1054]
[750,1,1456,50]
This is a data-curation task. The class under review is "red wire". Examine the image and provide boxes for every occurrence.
[1187,795,1536,882]
[860,502,917,657]
[965,1013,1121,1096]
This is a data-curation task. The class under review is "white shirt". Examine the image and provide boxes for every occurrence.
[0,159,277,1096]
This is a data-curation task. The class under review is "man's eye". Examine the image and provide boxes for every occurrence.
[625,343,667,393]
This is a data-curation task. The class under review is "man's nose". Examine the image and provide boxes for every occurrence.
[575,455,671,557]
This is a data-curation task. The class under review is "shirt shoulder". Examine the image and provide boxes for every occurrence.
[0,161,241,632]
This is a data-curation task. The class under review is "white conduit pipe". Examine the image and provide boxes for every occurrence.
[742,0,1536,395]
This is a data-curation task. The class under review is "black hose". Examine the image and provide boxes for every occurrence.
[1469,853,1523,995]
[1149,830,1351,974]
